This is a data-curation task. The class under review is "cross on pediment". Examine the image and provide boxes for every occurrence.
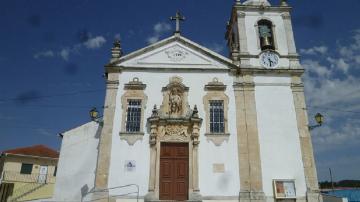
[170,11,185,34]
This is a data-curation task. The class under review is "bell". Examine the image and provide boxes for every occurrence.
[260,36,273,50]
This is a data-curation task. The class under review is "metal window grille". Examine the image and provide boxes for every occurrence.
[209,100,224,133]
[126,99,142,132]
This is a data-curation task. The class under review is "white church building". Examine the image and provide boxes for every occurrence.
[53,0,322,201]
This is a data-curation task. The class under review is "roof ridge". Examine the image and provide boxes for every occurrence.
[2,144,59,158]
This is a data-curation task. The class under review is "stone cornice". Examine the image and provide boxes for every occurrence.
[291,83,305,92]
[233,5,292,12]
[233,82,255,91]
[105,65,305,78]
[106,80,119,85]
[204,78,227,91]
[124,78,146,90]
[105,34,236,69]
[281,12,292,19]
[106,80,119,89]
[105,65,231,73]
[105,65,121,73]
[238,68,304,75]
[238,53,299,59]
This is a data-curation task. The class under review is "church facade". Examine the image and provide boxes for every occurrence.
[53,0,322,202]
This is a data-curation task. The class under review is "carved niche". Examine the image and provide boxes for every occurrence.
[147,76,202,145]
[159,76,191,118]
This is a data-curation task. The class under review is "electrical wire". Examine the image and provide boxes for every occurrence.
[0,89,104,103]
[0,104,98,109]
[307,106,360,114]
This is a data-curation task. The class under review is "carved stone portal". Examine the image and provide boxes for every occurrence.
[145,76,203,202]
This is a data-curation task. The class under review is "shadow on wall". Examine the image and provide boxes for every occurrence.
[217,171,231,192]
[94,123,102,139]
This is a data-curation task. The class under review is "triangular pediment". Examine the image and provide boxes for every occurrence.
[112,35,235,70]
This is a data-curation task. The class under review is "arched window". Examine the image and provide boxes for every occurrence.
[258,20,275,50]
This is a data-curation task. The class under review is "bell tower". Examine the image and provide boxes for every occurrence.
[227,1,322,202]
[226,0,300,69]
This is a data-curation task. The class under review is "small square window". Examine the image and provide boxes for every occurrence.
[20,163,33,174]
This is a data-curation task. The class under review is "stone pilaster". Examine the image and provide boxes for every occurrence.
[237,11,250,65]
[144,109,159,201]
[190,114,202,201]
[282,12,301,69]
[234,75,265,202]
[291,76,322,202]
[93,72,119,201]
[281,12,296,54]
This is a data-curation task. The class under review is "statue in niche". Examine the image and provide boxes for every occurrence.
[169,87,182,115]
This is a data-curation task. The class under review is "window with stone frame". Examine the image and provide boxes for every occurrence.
[209,100,225,133]
[125,99,142,132]
[203,78,230,146]
[120,78,147,145]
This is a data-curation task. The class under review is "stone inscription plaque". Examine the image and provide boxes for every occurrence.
[213,163,225,173]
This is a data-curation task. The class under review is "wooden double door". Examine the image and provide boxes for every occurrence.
[159,142,189,201]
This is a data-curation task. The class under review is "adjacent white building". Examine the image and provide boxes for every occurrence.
[54,0,322,202]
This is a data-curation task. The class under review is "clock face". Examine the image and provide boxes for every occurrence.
[260,51,279,68]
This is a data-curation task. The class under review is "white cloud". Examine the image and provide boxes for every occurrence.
[34,34,107,61]
[154,22,171,33]
[147,36,160,44]
[33,50,55,59]
[355,55,360,64]
[304,75,360,108]
[301,30,360,160]
[300,45,328,55]
[327,57,350,73]
[146,22,171,44]
[302,59,331,78]
[36,128,53,137]
[313,120,360,153]
[114,33,121,40]
[59,48,70,61]
[339,46,354,58]
[83,36,106,49]
[334,29,360,70]
[207,42,225,54]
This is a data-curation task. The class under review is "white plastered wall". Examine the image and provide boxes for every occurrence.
[254,75,307,201]
[108,71,240,198]
[53,121,101,201]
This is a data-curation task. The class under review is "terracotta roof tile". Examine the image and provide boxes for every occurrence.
[2,145,59,158]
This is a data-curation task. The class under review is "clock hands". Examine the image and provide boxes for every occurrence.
[260,51,279,68]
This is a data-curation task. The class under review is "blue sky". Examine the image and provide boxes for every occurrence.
[0,0,359,181]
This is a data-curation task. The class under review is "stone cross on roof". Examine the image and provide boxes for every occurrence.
[170,11,185,34]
